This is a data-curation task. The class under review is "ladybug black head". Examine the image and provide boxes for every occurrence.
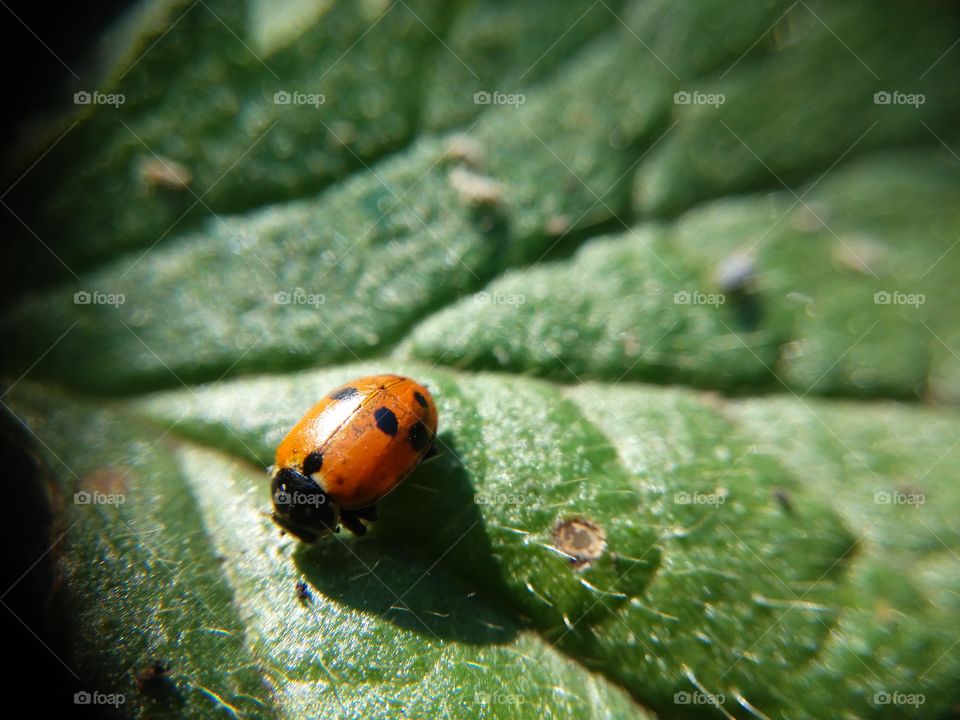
[270,467,337,542]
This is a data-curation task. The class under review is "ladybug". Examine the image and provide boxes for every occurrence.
[270,374,438,542]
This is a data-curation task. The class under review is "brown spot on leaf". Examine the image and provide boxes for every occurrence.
[79,467,131,495]
[134,661,172,692]
[137,155,192,192]
[553,517,606,569]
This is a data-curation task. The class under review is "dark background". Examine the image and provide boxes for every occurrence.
[1,3,132,716]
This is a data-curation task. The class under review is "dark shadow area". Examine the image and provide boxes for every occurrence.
[0,0,134,306]
[0,0,131,152]
[295,538,517,646]
[0,413,119,717]
[294,430,520,646]
[466,200,513,278]
[534,213,631,265]
[726,286,764,332]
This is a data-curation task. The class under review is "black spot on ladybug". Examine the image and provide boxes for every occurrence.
[374,407,399,436]
[302,451,323,476]
[407,420,430,452]
[413,391,428,408]
[330,386,360,401]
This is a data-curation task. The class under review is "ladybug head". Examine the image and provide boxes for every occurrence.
[270,467,337,542]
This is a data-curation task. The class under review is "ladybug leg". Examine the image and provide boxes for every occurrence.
[339,509,368,536]
[424,443,438,460]
[352,505,378,522]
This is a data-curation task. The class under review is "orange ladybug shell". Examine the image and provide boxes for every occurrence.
[274,375,438,508]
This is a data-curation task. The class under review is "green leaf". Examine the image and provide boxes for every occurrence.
[400,151,960,398]
[3,0,960,718]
